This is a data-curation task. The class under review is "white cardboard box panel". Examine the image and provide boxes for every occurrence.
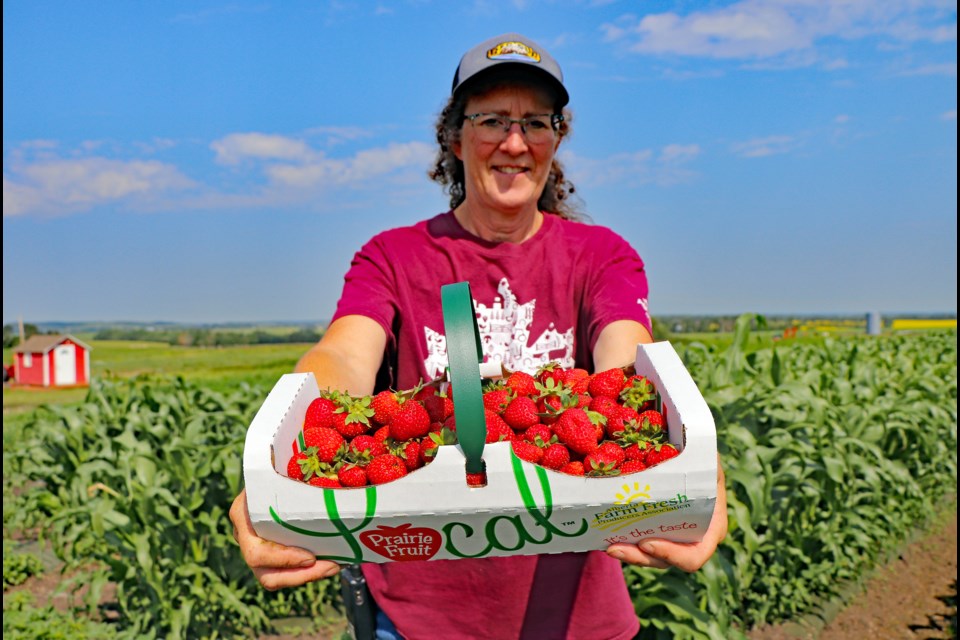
[242,341,717,563]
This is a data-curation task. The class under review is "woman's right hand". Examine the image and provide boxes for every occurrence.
[230,489,342,590]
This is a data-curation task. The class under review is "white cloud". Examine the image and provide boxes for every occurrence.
[305,126,374,147]
[134,137,178,154]
[659,143,701,164]
[562,142,700,188]
[4,132,437,217]
[730,135,799,158]
[835,114,851,123]
[601,0,957,62]
[822,57,850,70]
[265,142,435,188]
[351,142,434,181]
[211,132,317,165]
[897,62,958,76]
[3,156,195,217]
[266,159,345,189]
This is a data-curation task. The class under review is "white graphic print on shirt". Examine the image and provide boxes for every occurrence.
[422,277,575,379]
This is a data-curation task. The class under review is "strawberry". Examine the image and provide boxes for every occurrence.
[308,475,342,488]
[511,440,544,464]
[637,409,666,433]
[622,442,651,462]
[503,396,540,431]
[302,427,325,449]
[337,463,368,487]
[555,408,600,455]
[304,396,338,430]
[421,390,455,423]
[390,400,431,441]
[295,450,328,482]
[583,454,619,476]
[505,371,538,398]
[305,428,345,464]
[350,434,388,458]
[596,441,626,468]
[482,385,511,413]
[619,405,641,426]
[535,379,575,424]
[485,409,515,442]
[619,459,648,474]
[332,395,374,438]
[536,362,565,387]
[421,427,457,465]
[645,443,679,467]
[541,443,571,470]
[584,442,625,477]
[373,425,391,443]
[587,368,626,399]
[563,368,591,394]
[420,438,439,465]
[537,394,565,424]
[394,439,424,471]
[589,395,623,439]
[443,413,457,432]
[620,375,656,411]
[466,471,487,486]
[559,461,585,476]
[619,411,665,446]
[523,423,554,445]
[366,454,408,485]
[573,392,592,409]
[287,452,309,481]
[370,390,403,425]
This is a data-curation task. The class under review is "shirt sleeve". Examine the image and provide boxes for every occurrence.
[330,234,399,353]
[581,227,652,353]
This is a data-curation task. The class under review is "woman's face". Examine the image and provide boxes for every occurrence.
[454,83,561,217]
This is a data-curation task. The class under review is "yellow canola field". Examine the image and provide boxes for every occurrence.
[891,319,957,330]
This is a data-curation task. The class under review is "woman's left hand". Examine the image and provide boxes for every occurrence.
[605,458,728,572]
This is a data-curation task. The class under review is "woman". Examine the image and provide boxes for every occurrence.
[230,32,728,640]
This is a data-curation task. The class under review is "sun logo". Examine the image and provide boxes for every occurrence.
[615,482,651,505]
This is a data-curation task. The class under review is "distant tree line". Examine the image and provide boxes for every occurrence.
[2,323,47,349]
[92,327,324,346]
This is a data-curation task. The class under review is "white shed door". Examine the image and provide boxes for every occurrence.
[54,345,76,385]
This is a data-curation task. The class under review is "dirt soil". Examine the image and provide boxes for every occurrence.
[7,511,956,639]
[747,510,957,640]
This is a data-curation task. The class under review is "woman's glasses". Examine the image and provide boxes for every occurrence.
[463,113,564,144]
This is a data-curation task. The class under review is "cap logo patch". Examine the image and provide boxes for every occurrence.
[486,41,541,63]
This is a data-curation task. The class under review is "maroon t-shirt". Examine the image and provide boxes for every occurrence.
[332,211,650,639]
[332,211,651,390]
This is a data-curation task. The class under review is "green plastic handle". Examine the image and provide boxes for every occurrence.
[440,282,486,474]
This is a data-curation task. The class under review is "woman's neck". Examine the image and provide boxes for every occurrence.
[453,203,543,243]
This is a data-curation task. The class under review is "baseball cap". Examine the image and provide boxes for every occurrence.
[451,33,569,107]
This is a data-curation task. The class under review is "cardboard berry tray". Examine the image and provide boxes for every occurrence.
[242,282,717,563]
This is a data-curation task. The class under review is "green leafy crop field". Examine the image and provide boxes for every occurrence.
[3,324,956,639]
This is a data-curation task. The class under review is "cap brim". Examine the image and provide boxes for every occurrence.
[453,63,569,107]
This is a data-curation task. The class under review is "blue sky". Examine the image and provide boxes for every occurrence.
[3,1,957,325]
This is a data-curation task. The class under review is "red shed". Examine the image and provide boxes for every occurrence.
[13,334,92,387]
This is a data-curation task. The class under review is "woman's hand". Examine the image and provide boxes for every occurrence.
[605,459,728,572]
[230,489,342,590]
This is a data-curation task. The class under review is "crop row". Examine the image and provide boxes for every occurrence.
[3,321,956,639]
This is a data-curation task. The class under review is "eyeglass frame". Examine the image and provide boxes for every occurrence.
[462,112,565,142]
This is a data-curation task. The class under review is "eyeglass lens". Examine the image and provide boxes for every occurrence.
[466,114,557,143]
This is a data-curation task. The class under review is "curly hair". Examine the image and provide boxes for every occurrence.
[427,70,583,221]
